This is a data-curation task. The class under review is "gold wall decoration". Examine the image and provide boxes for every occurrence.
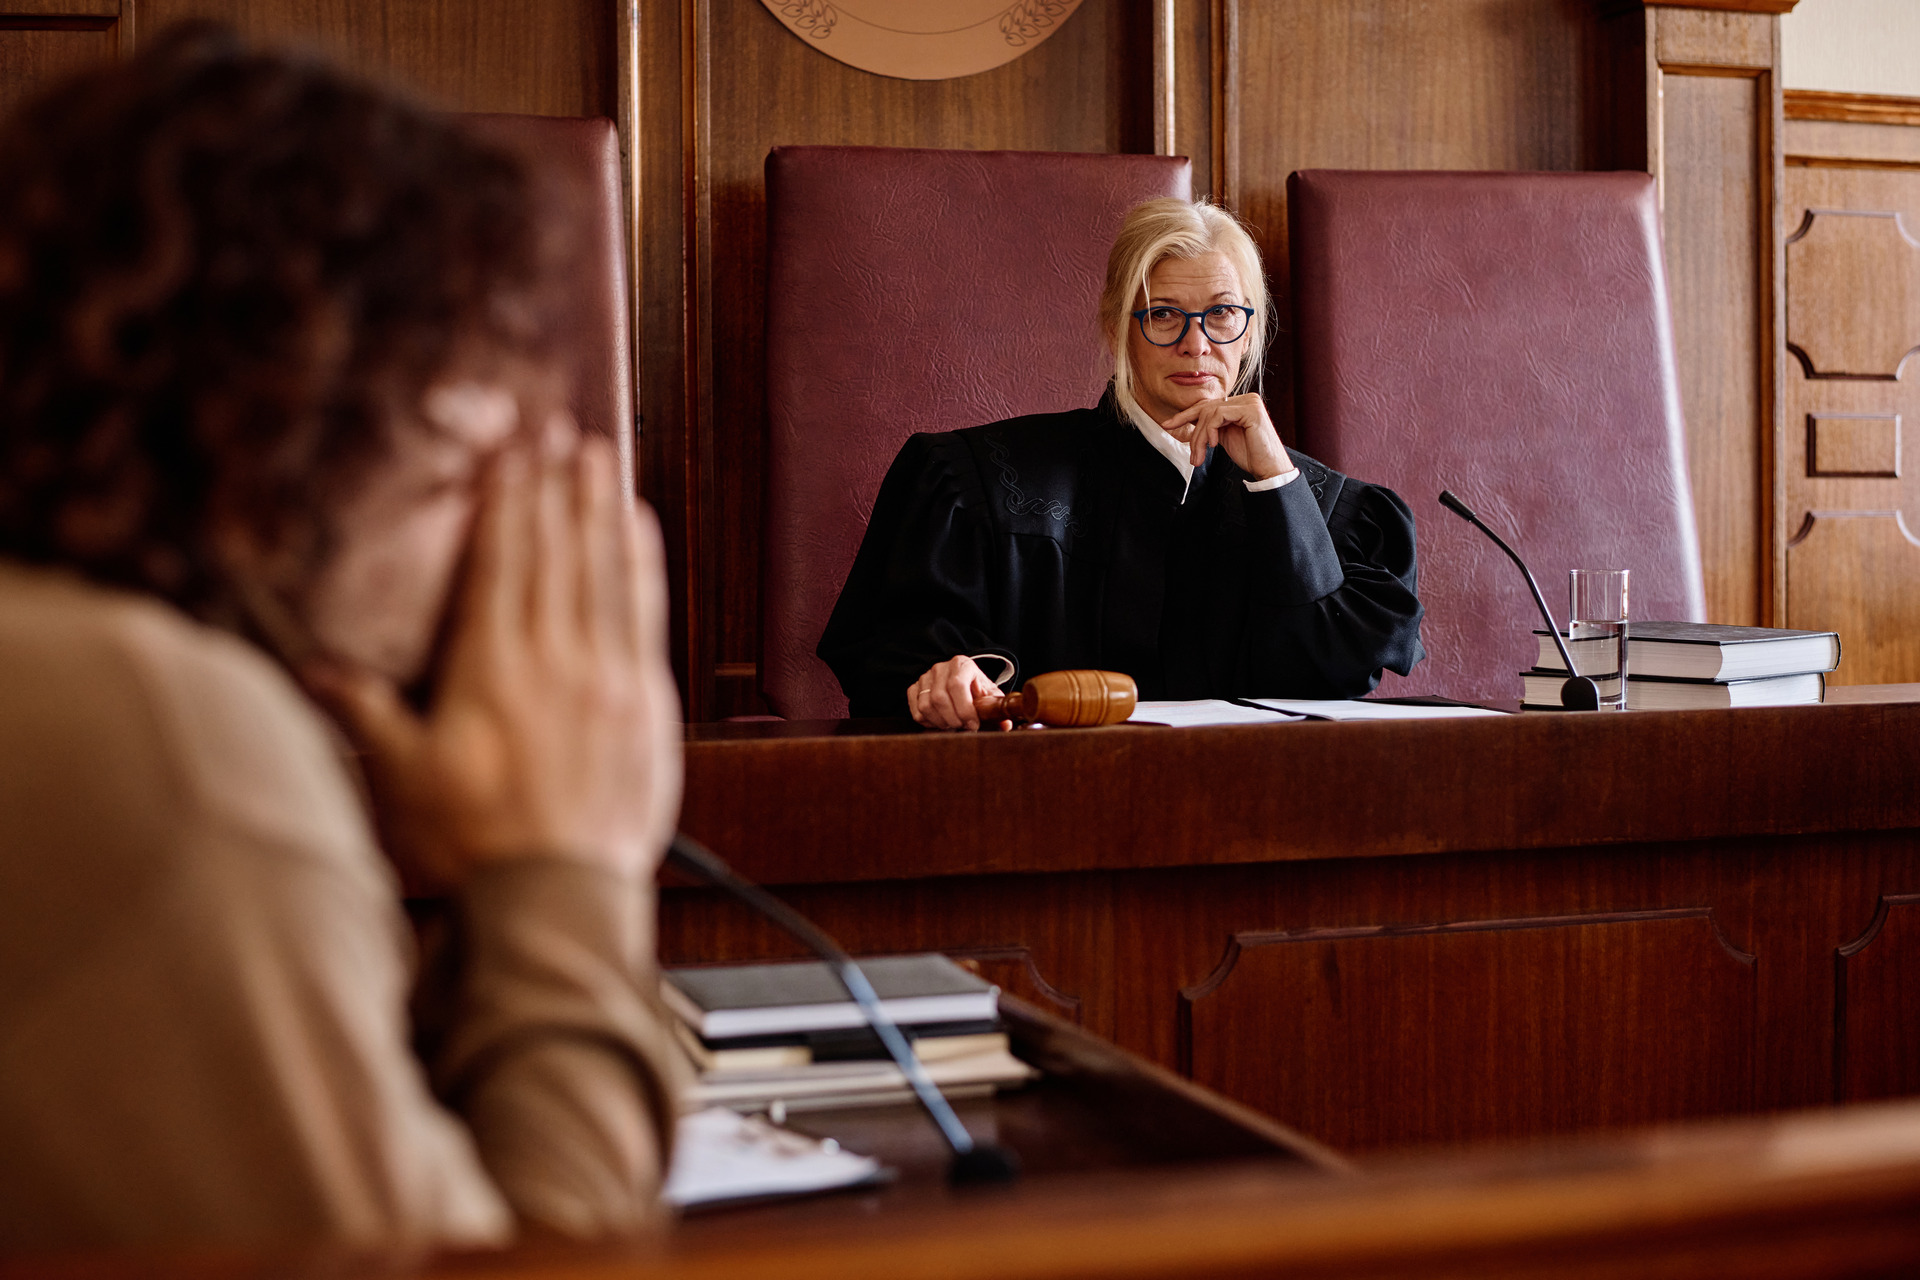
[757,0,1084,81]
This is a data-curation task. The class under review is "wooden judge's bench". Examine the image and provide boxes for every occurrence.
[670,687,1920,1155]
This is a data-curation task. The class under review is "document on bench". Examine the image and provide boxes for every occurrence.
[664,1106,885,1209]
[1128,700,1304,727]
[1249,698,1506,721]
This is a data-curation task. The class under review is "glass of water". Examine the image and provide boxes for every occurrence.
[1569,569,1629,710]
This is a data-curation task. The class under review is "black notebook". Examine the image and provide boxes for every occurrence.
[663,955,998,1041]
[1533,621,1839,682]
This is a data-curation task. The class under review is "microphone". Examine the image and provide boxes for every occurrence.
[665,834,1022,1186]
[1436,490,1601,711]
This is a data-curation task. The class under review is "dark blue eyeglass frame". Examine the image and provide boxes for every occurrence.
[1131,303,1255,347]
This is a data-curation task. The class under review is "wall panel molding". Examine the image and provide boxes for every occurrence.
[1835,894,1920,1103]
[1176,908,1758,1150]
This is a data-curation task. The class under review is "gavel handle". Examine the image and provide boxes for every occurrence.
[974,691,1021,722]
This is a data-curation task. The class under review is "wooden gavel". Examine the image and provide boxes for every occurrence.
[974,669,1137,727]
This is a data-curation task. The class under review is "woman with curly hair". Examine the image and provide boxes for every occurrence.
[0,25,683,1248]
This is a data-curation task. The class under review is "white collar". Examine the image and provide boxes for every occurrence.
[1116,388,1196,503]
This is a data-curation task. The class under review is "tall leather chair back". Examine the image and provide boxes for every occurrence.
[465,114,635,481]
[762,146,1192,720]
[1288,170,1707,701]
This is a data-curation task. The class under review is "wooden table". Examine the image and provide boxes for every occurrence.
[669,687,1920,1153]
[16,1005,1920,1280]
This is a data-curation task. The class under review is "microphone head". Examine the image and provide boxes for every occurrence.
[1437,489,1476,522]
[947,1143,1022,1186]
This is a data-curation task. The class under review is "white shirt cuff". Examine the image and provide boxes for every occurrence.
[966,653,1017,686]
[1243,468,1299,493]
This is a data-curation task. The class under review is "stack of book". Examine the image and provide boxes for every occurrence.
[1521,622,1840,710]
[663,954,1037,1114]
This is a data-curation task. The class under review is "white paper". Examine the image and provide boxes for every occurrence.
[1127,699,1304,727]
[1249,698,1506,721]
[664,1106,883,1207]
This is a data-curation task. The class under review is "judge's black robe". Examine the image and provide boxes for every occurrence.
[817,395,1425,717]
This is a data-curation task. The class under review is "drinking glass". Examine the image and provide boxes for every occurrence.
[1569,569,1629,711]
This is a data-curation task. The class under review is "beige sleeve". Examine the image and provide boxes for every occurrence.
[0,587,682,1250]
[431,859,689,1237]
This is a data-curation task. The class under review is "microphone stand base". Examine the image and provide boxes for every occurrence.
[947,1143,1022,1186]
[1560,677,1603,711]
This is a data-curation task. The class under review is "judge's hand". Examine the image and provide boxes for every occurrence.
[909,655,1013,732]
[1162,393,1294,482]
[309,436,683,894]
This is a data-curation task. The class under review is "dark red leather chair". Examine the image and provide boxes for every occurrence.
[761,146,1193,720]
[1288,170,1707,701]
[465,114,634,479]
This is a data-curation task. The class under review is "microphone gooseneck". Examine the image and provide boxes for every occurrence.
[1437,490,1601,711]
[666,835,1021,1186]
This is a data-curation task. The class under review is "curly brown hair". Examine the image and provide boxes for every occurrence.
[0,23,554,620]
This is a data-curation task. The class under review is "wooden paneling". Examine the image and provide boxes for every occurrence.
[1782,159,1920,682]
[1786,209,1920,377]
[0,2,124,118]
[1644,6,1778,631]
[1808,413,1901,477]
[1786,514,1920,683]
[1180,912,1756,1149]
[139,0,616,117]
[1837,894,1920,1103]
[672,696,1920,1151]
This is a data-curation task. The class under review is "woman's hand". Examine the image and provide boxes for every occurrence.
[908,655,1013,732]
[308,435,683,893]
[1161,392,1295,482]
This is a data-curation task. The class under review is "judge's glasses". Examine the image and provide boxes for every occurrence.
[1131,302,1255,347]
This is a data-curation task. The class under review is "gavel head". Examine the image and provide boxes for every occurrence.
[1013,669,1137,727]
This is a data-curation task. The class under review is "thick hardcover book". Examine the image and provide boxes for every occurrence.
[687,1044,1037,1111]
[1533,621,1840,682]
[663,955,998,1040]
[1521,669,1826,711]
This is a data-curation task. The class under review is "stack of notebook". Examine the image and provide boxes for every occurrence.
[663,954,1037,1114]
[1521,622,1841,710]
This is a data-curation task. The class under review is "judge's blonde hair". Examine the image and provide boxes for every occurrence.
[1098,197,1269,418]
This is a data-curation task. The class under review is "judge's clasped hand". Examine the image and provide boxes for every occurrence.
[1161,392,1292,481]
[907,654,1015,732]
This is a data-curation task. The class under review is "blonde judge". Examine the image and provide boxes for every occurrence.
[820,196,1426,728]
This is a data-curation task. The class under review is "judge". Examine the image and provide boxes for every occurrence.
[818,197,1425,729]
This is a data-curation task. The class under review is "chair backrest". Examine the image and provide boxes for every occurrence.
[1288,170,1707,701]
[762,145,1192,720]
[464,114,634,478]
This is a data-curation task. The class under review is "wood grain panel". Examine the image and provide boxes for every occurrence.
[1788,88,1920,129]
[676,706,1920,1148]
[1785,209,1920,379]
[139,0,616,116]
[1808,413,1900,477]
[1659,67,1769,627]
[1786,513,1920,683]
[0,20,117,117]
[1837,894,1920,1103]
[1783,164,1920,681]
[1654,7,1773,69]
[1177,911,1756,1151]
